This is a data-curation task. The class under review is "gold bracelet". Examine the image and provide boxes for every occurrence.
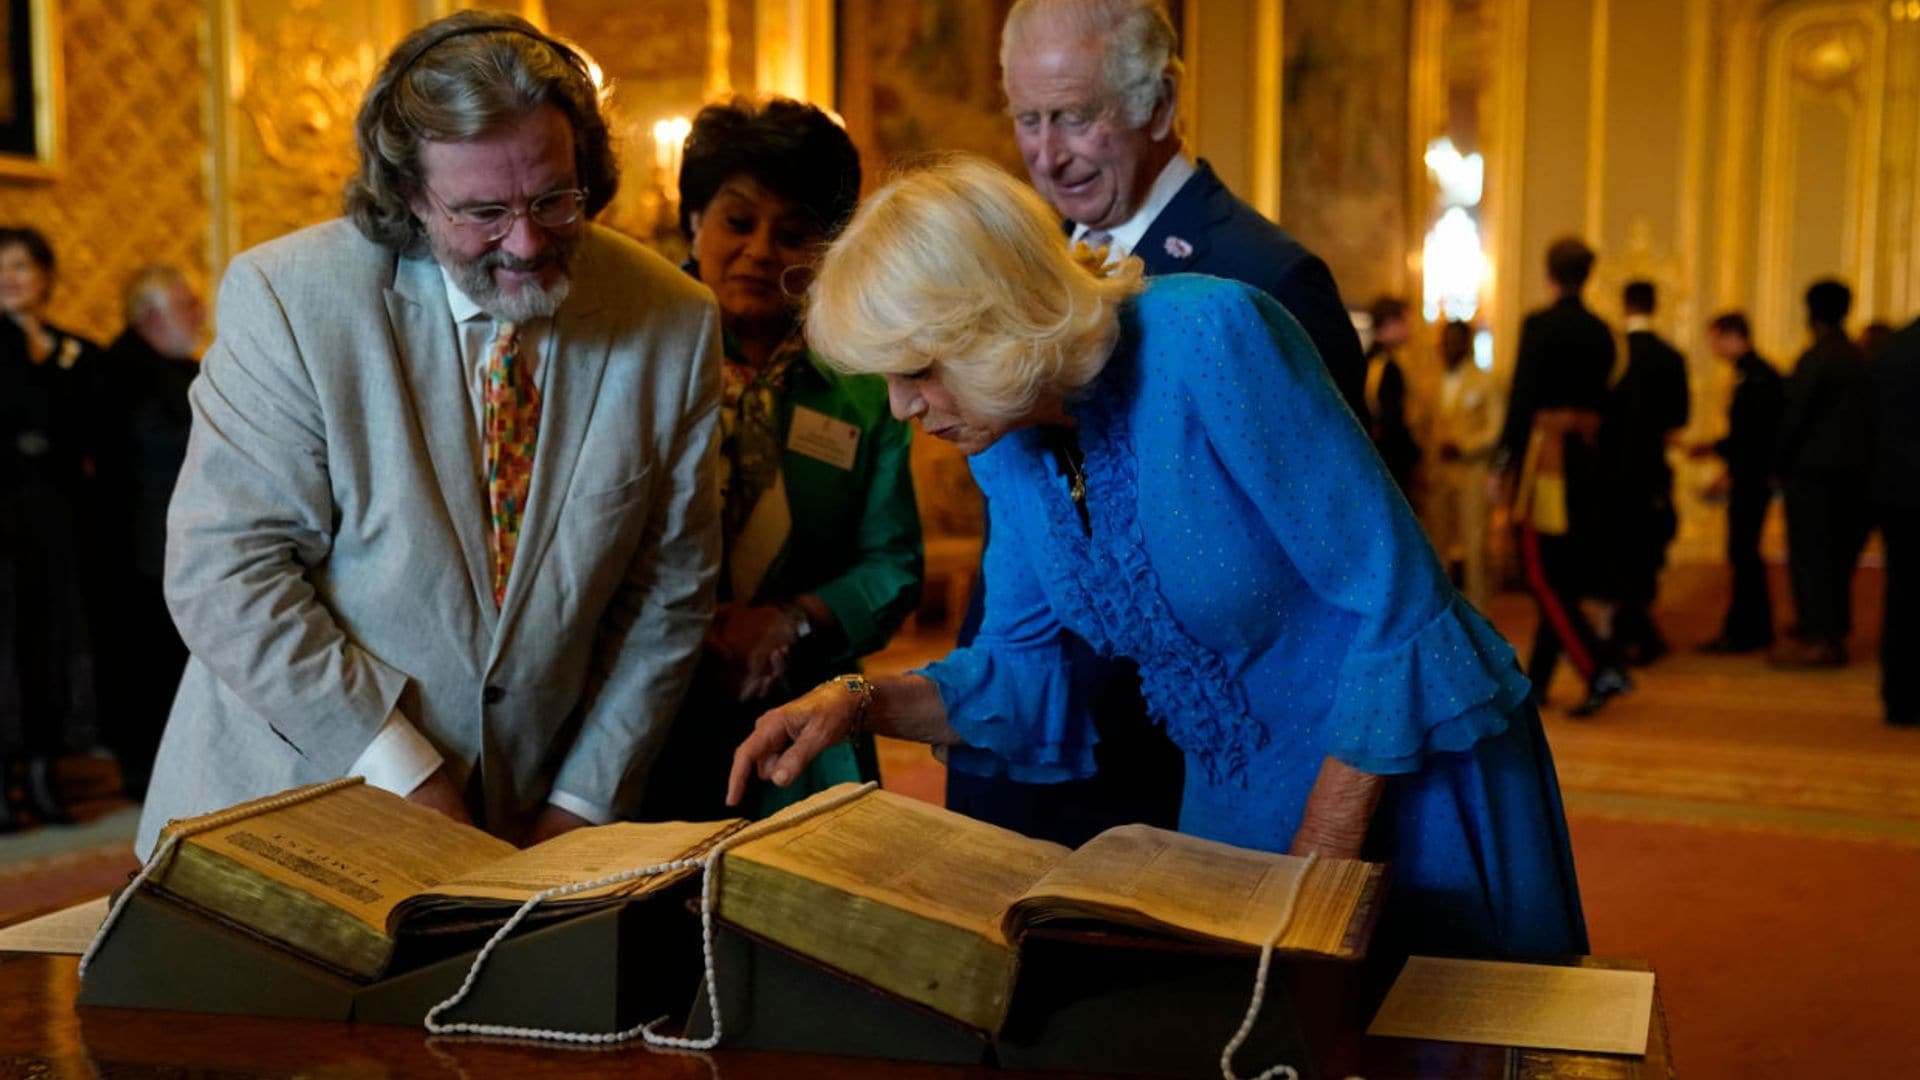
[829,673,875,737]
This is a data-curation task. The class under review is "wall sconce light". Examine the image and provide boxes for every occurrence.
[1422,137,1489,332]
[652,116,692,204]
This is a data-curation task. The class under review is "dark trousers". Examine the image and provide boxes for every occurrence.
[1607,496,1678,655]
[944,661,1183,847]
[108,575,187,799]
[1885,507,1919,725]
[1518,524,1619,693]
[1784,472,1871,646]
[1720,484,1775,647]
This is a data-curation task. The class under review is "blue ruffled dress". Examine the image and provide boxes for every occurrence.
[921,275,1588,959]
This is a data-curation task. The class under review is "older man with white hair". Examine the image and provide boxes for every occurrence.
[948,0,1371,845]
[1001,0,1365,415]
[93,265,206,796]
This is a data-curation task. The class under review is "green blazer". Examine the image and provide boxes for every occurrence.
[752,351,923,669]
[655,346,922,820]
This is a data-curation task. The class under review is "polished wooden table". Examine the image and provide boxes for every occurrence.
[1,951,1672,1078]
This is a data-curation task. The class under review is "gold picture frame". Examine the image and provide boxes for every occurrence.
[0,0,64,180]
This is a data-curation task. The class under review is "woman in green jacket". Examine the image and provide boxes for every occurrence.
[641,97,924,820]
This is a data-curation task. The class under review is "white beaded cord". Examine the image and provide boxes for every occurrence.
[422,780,880,1047]
[77,775,371,979]
[1219,851,1319,1080]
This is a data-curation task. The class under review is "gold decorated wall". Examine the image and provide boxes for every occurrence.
[0,0,211,343]
[1493,0,1919,362]
[1278,0,1414,307]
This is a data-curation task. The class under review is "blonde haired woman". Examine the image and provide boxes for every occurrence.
[729,156,1587,959]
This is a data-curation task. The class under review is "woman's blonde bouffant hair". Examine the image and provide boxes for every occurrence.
[805,154,1145,422]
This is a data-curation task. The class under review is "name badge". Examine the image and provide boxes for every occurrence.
[787,406,860,470]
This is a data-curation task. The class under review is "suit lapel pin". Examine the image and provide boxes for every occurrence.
[1163,235,1194,260]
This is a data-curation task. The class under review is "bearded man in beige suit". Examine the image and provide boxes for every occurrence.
[136,12,722,857]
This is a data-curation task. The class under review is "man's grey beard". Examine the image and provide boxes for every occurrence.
[433,231,579,323]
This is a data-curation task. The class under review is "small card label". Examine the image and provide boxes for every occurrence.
[787,406,860,470]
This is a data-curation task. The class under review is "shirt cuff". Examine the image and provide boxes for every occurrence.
[546,789,613,826]
[348,709,443,796]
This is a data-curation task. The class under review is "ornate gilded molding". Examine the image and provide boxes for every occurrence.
[0,0,65,180]
[1754,2,1887,355]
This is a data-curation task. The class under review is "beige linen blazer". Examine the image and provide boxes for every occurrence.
[136,219,721,857]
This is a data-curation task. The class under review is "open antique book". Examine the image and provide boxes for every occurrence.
[717,784,1386,1035]
[143,779,744,981]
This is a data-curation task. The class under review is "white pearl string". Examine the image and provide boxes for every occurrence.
[78,776,370,979]
[421,780,879,1047]
[1219,850,1318,1080]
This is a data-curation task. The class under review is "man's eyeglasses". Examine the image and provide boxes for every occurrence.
[423,186,589,242]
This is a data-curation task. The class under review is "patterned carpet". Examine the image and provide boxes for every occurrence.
[0,792,139,929]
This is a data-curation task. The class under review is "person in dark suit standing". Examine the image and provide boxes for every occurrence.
[1772,280,1873,669]
[96,266,205,798]
[1693,312,1785,654]
[944,0,1370,846]
[1366,296,1421,498]
[1600,281,1690,664]
[1496,238,1631,716]
[1871,317,1919,724]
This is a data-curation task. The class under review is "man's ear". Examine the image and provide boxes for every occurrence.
[687,209,706,245]
[1146,75,1178,142]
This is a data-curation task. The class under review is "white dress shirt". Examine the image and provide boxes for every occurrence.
[1069,153,1197,262]
[349,269,604,825]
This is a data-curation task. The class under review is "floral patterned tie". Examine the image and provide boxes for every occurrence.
[483,321,538,608]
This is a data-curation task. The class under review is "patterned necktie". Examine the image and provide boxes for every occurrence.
[482,321,539,608]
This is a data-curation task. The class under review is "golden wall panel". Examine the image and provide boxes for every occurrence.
[216,1,417,259]
[1594,0,1689,310]
[0,0,210,343]
[1514,0,1591,318]
[1279,0,1412,306]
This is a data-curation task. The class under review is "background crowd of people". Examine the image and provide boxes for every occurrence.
[0,228,205,830]
[1358,244,1918,729]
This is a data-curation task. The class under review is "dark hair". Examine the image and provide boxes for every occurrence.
[1622,280,1656,314]
[1546,237,1595,290]
[678,97,862,241]
[1708,311,1751,340]
[344,11,618,255]
[1441,319,1474,359]
[1367,295,1409,329]
[0,226,56,275]
[1805,279,1852,327]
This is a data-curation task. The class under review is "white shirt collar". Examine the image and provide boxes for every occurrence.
[1071,153,1197,259]
[1625,314,1655,334]
[439,262,489,325]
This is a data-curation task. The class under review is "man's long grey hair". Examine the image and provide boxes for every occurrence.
[343,11,619,255]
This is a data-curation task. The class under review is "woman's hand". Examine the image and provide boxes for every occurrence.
[727,680,861,806]
[710,603,796,701]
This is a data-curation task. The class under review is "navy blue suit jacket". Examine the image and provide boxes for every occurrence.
[1135,161,1369,424]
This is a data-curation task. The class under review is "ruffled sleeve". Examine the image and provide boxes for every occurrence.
[914,444,1112,782]
[1325,594,1529,774]
[1172,278,1528,774]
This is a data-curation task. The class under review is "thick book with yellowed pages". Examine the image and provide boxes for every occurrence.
[716,784,1385,1036]
[144,779,745,981]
